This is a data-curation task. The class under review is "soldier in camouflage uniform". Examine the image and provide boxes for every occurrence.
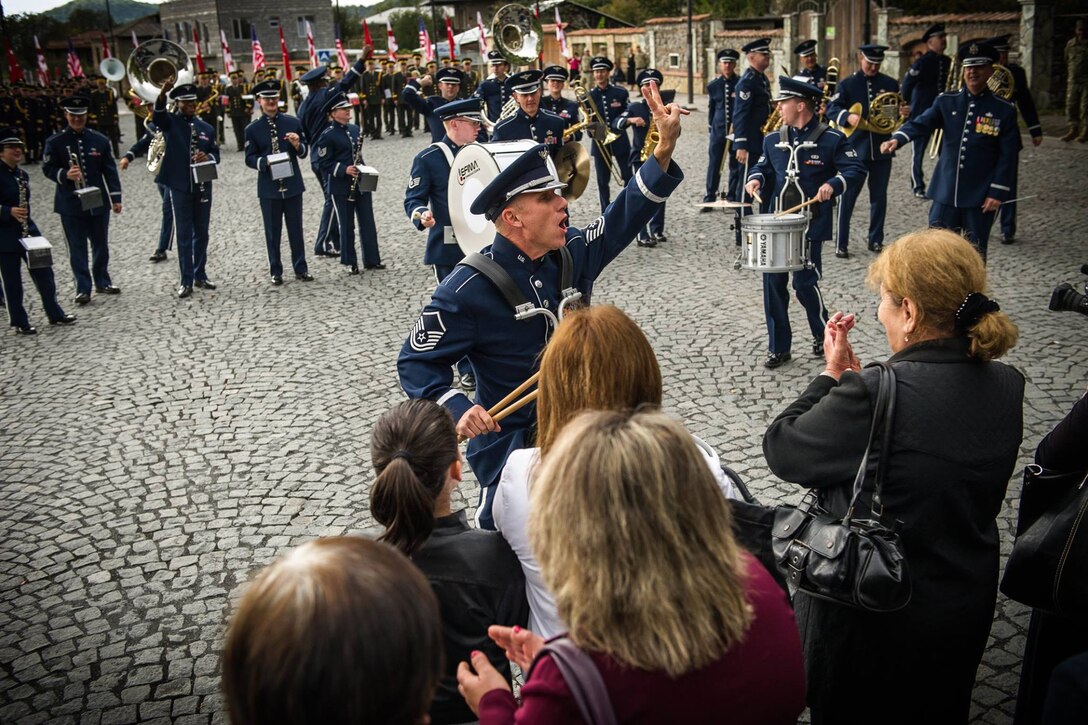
[1062,18,1088,142]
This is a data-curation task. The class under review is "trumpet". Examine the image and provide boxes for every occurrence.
[841,92,905,137]
[572,81,623,185]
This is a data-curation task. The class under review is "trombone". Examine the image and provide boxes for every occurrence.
[572,80,624,185]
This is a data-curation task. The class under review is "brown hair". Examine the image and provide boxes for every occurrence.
[530,409,752,677]
[867,228,1019,360]
[536,305,662,456]
[370,399,458,556]
[222,537,443,725]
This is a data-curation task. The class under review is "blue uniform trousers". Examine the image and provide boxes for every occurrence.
[261,195,308,277]
[154,183,174,254]
[835,159,891,252]
[331,193,381,268]
[632,160,665,238]
[910,134,928,193]
[1,252,65,327]
[60,214,111,295]
[312,168,340,255]
[171,186,213,286]
[593,150,632,212]
[704,132,740,202]
[999,162,1018,238]
[762,240,828,354]
[929,202,996,261]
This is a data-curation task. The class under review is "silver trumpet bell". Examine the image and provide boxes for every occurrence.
[491,4,544,67]
[127,38,195,103]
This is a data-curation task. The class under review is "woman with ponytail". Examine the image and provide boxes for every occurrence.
[763,228,1025,724]
[370,399,529,725]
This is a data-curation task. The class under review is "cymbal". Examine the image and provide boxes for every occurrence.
[695,200,752,209]
[555,142,590,202]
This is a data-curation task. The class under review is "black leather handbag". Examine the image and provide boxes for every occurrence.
[1000,464,1088,615]
[771,362,912,612]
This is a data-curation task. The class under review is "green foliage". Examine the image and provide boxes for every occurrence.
[390,10,429,54]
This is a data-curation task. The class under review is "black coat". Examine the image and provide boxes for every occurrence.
[763,337,1024,724]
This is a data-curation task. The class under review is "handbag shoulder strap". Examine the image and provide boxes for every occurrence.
[527,637,617,725]
[845,362,896,522]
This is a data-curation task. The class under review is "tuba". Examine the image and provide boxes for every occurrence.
[492,4,544,66]
[127,39,195,173]
[100,57,126,82]
[988,64,1015,100]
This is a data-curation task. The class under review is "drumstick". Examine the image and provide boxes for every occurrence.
[492,389,538,423]
[751,189,763,207]
[488,371,540,418]
[775,197,821,217]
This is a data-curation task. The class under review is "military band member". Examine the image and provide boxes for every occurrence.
[196,71,223,145]
[397,83,687,529]
[43,96,123,305]
[732,38,772,196]
[290,65,309,114]
[402,68,464,143]
[225,70,255,152]
[153,82,221,299]
[475,51,512,123]
[125,91,151,144]
[744,77,864,369]
[826,44,904,257]
[882,42,1019,261]
[120,126,174,263]
[460,58,480,98]
[361,58,383,140]
[315,92,384,275]
[383,59,404,137]
[89,76,121,158]
[540,65,581,139]
[245,80,313,286]
[987,34,1042,245]
[491,70,567,155]
[0,129,76,334]
[626,69,667,247]
[901,23,951,198]
[795,40,826,87]
[588,56,634,211]
[704,48,740,205]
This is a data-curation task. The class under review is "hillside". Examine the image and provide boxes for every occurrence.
[43,0,157,24]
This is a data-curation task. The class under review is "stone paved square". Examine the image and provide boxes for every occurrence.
[2,100,1087,723]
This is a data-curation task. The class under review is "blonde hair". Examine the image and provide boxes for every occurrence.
[529,409,751,677]
[536,305,662,456]
[867,228,1018,360]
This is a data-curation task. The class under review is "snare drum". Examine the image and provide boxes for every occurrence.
[739,213,809,273]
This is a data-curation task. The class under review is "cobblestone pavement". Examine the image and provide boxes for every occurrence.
[2,99,1087,724]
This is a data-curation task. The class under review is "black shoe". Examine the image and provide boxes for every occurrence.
[764,351,792,369]
[811,338,823,357]
[177,285,193,299]
[912,189,926,199]
[461,373,477,392]
[652,233,667,243]
[347,265,360,275]
[271,275,284,286]
[95,285,121,295]
[194,279,217,290]
[835,248,850,259]
[74,293,90,305]
[1001,234,1016,245]
[49,314,77,325]
[15,324,37,335]
[364,263,386,270]
[868,242,884,254]
[313,250,329,257]
[295,273,314,281]
[637,237,657,248]
[699,206,714,213]
[149,250,167,262]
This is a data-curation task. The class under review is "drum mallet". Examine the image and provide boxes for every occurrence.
[775,197,821,217]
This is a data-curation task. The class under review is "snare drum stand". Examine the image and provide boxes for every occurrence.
[776,138,816,269]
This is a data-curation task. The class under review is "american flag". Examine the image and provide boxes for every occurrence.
[251,25,266,70]
[418,18,432,62]
[66,38,84,78]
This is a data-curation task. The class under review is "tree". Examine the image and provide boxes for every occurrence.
[390,9,428,55]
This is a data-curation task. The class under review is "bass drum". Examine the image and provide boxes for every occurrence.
[448,140,552,255]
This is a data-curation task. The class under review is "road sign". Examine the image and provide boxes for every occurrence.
[317,49,332,63]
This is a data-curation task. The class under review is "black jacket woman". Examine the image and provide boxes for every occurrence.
[763,228,1025,724]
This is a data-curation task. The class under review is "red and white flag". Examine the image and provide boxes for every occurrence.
[534,4,543,65]
[220,30,236,74]
[66,38,85,78]
[476,12,487,52]
[34,36,50,86]
[362,20,373,49]
[445,17,456,61]
[5,40,24,84]
[335,35,349,70]
[251,25,266,70]
[278,26,292,82]
[193,27,206,73]
[100,33,112,59]
[386,21,398,60]
[555,8,569,58]
[306,20,318,68]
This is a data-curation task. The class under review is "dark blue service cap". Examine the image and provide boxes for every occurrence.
[435,68,463,85]
[986,34,1011,53]
[742,38,772,55]
[637,68,663,86]
[252,79,281,98]
[542,65,569,81]
[859,44,888,63]
[486,50,506,65]
[716,48,739,62]
[772,75,821,102]
[470,143,566,221]
[922,23,946,41]
[168,84,198,102]
[61,95,91,114]
[505,69,542,95]
[301,66,328,84]
[958,40,999,67]
[321,91,353,116]
[590,56,613,71]
[794,39,817,56]
[436,97,486,122]
[0,127,24,145]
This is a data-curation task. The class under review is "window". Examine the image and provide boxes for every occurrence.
[232,18,249,40]
[297,16,316,38]
[269,16,280,29]
[175,23,183,42]
[182,21,191,42]
[668,53,680,69]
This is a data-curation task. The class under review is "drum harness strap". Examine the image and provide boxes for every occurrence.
[775,123,828,212]
[461,246,580,329]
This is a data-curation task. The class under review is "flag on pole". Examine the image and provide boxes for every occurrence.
[5,40,24,84]
[362,20,373,49]
[34,36,50,86]
[251,25,266,71]
[554,8,569,58]
[477,12,487,52]
[278,26,292,82]
[100,33,112,59]
[418,17,432,62]
[335,32,349,70]
[386,21,398,60]
[132,30,139,49]
[193,27,206,73]
[445,17,456,61]
[306,20,318,68]
[534,4,543,65]
[66,38,85,78]
[220,29,236,74]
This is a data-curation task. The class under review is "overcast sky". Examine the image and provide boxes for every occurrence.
[3,0,375,17]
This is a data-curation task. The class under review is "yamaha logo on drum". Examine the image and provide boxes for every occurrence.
[759,233,769,267]
[457,160,480,185]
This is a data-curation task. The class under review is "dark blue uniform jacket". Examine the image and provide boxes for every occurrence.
[244,112,308,199]
[902,50,952,120]
[151,100,220,193]
[732,68,771,154]
[826,70,901,161]
[707,74,737,135]
[315,121,367,196]
[0,163,41,253]
[42,126,121,215]
[404,136,464,267]
[491,108,567,155]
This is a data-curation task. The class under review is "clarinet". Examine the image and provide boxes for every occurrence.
[347,129,365,202]
[17,171,30,238]
[191,120,208,203]
[269,113,287,194]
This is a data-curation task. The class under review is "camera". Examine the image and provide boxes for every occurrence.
[1049,264,1088,317]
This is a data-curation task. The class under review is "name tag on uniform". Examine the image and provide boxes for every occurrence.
[19,235,53,269]
[74,186,103,211]
[191,160,219,183]
[267,152,294,180]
